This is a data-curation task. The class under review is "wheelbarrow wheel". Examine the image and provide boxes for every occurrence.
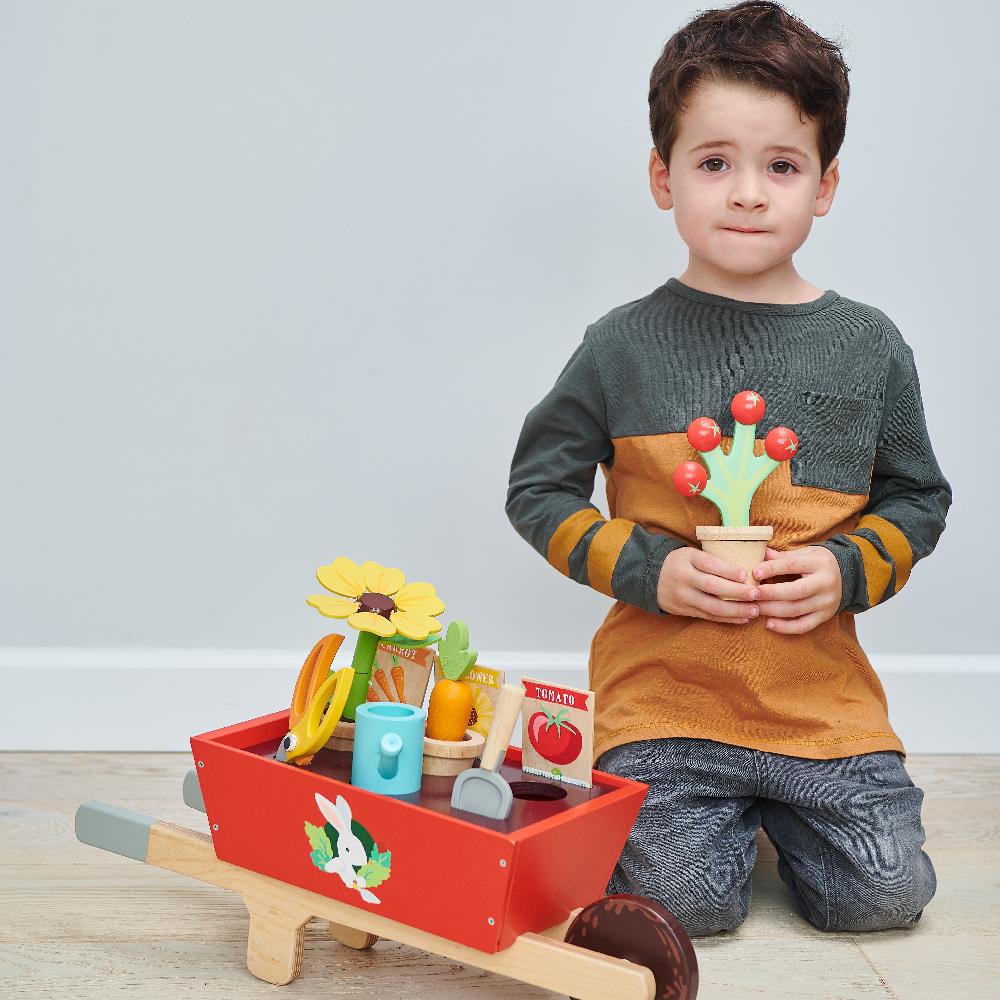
[328,922,379,950]
[564,894,698,1000]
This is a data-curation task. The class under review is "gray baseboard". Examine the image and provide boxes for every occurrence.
[1,648,996,753]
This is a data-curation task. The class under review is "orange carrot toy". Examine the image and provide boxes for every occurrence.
[426,621,476,741]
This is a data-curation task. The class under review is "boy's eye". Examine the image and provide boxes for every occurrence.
[699,157,727,172]
[770,160,798,175]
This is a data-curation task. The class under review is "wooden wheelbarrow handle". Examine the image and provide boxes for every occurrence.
[74,801,655,998]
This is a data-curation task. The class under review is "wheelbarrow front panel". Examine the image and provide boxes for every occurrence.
[498,746,648,950]
[191,711,647,954]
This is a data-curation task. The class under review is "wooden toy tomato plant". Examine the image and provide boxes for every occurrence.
[673,389,798,577]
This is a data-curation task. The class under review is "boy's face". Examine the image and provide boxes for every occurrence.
[649,80,839,281]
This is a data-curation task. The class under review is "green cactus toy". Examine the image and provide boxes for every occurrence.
[673,390,799,526]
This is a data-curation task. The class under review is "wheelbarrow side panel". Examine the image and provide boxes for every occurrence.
[496,747,649,951]
[191,715,514,953]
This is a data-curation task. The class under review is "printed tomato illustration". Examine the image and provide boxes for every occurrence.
[527,708,583,766]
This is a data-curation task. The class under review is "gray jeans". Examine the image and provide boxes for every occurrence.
[596,737,936,937]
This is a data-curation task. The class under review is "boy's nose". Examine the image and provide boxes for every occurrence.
[729,193,767,211]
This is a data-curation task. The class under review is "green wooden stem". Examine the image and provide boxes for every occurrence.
[700,423,779,526]
[342,629,380,722]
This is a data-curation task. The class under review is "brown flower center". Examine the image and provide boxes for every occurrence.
[358,591,395,618]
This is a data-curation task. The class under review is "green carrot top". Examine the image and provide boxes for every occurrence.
[438,620,478,681]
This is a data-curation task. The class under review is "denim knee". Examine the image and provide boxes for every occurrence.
[813,852,937,933]
[679,890,750,937]
[606,864,751,937]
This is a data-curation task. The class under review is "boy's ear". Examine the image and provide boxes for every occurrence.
[649,147,673,211]
[814,156,840,218]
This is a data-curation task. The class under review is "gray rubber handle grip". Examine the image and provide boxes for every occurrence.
[75,801,156,862]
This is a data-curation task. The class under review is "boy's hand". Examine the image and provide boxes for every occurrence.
[752,545,842,634]
[657,546,761,624]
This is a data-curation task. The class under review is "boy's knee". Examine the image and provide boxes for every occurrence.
[810,854,937,933]
[606,869,750,937]
[679,892,750,936]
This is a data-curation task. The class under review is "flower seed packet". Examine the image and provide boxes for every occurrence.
[368,642,437,707]
[519,677,594,788]
[433,660,506,739]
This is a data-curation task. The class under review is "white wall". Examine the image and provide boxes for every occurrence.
[2,2,995,749]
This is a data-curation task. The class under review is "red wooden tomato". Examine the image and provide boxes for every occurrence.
[731,390,766,425]
[527,709,583,766]
[673,461,708,497]
[764,425,799,462]
[686,416,722,452]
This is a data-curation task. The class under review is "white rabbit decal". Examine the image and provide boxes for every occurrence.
[311,792,385,905]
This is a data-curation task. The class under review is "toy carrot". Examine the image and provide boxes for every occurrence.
[366,687,380,702]
[374,668,395,702]
[391,659,406,703]
[427,621,477,741]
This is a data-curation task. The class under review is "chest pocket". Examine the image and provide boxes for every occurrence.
[790,390,881,495]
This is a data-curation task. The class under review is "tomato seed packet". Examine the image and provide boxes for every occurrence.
[519,677,595,788]
[433,660,506,739]
[369,642,437,708]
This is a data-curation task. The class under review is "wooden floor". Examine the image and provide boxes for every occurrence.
[2,753,998,999]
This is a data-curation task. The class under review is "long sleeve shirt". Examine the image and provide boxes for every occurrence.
[506,277,952,763]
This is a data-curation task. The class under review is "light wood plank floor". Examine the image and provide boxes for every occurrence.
[2,753,998,999]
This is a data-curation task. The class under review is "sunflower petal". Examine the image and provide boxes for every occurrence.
[316,557,365,598]
[361,561,405,597]
[393,581,445,617]
[348,611,397,638]
[389,609,443,641]
[307,595,361,619]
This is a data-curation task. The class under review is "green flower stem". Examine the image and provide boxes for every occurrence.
[342,629,380,722]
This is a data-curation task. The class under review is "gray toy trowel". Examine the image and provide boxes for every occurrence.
[450,683,524,820]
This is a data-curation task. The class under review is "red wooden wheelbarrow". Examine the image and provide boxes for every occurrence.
[75,709,698,999]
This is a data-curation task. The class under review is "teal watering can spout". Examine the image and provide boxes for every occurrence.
[377,732,403,780]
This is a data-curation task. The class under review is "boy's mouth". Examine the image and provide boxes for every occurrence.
[724,227,768,234]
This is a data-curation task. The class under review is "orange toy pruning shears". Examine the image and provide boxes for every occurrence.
[275,634,354,766]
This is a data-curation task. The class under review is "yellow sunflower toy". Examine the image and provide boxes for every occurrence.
[307,557,445,720]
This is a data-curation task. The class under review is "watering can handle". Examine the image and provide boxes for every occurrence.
[480,684,524,773]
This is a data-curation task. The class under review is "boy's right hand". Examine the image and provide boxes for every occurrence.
[656,547,760,624]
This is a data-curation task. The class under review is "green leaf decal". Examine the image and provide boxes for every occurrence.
[356,860,390,889]
[305,822,334,868]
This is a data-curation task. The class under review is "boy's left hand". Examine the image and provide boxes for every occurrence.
[752,545,842,634]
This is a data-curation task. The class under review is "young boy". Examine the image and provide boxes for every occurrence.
[506,1,951,936]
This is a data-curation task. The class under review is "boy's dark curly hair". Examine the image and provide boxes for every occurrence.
[649,1,850,174]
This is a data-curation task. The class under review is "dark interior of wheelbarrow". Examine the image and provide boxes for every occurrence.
[242,738,617,833]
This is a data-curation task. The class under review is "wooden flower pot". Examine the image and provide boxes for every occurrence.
[696,525,773,598]
[325,720,486,777]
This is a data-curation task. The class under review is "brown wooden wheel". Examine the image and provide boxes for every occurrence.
[328,921,379,950]
[564,894,698,1000]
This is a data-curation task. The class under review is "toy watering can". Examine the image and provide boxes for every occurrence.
[351,703,426,796]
